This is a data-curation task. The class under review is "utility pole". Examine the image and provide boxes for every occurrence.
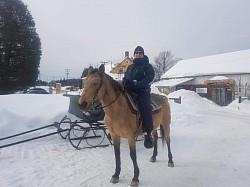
[65,69,70,85]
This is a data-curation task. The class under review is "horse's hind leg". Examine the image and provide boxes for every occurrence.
[150,130,158,162]
[166,137,174,167]
[162,124,174,167]
[110,135,121,184]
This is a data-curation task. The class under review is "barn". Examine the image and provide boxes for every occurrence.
[153,49,250,106]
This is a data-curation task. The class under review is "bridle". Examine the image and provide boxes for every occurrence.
[88,74,123,111]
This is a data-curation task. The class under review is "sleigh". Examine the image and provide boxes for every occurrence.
[0,94,111,150]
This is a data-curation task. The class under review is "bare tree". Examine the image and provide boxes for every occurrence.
[153,51,182,81]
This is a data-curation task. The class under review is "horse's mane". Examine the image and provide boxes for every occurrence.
[89,68,123,94]
[105,74,123,93]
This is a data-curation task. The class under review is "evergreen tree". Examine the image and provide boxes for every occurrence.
[0,0,41,93]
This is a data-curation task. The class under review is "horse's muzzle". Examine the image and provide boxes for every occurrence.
[78,102,88,111]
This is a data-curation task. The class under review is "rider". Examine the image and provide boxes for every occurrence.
[123,46,155,149]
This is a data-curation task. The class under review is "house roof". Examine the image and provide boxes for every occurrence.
[104,62,123,80]
[152,78,194,87]
[161,49,250,79]
[205,78,236,85]
[209,76,229,80]
[110,56,133,74]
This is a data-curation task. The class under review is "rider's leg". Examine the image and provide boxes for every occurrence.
[137,91,153,149]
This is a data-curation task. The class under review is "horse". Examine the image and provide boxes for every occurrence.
[78,64,174,186]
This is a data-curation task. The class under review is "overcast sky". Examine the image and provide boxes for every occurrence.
[22,0,250,81]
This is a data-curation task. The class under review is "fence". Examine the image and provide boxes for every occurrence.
[168,96,181,104]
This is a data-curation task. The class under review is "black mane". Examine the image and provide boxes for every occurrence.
[105,73,123,93]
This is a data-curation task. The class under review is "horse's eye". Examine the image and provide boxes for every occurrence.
[93,82,98,86]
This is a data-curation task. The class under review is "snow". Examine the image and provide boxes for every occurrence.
[152,78,194,87]
[209,76,229,80]
[1,89,250,187]
[162,49,250,78]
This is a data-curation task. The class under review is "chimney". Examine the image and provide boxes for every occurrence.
[125,51,129,57]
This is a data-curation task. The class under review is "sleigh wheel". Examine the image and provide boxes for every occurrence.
[68,124,106,149]
[58,117,71,139]
[85,126,105,147]
[68,124,89,149]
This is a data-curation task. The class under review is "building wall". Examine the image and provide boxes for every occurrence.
[179,74,250,98]
[167,73,249,106]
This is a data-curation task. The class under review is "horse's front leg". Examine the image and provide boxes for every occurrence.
[110,134,121,184]
[128,138,140,187]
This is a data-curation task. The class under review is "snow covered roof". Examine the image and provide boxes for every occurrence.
[162,49,250,79]
[209,76,229,80]
[152,78,194,87]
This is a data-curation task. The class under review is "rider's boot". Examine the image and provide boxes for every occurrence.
[144,133,153,149]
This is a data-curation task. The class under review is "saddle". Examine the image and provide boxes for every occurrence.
[124,91,162,115]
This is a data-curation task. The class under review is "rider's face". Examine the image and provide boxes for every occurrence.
[134,51,144,59]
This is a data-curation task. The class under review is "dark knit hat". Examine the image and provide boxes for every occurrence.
[134,46,144,55]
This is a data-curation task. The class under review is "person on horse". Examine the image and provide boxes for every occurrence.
[122,46,155,149]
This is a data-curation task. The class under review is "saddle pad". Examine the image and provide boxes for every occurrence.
[125,92,162,112]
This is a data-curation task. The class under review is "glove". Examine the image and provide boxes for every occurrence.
[124,82,135,90]
[133,80,137,86]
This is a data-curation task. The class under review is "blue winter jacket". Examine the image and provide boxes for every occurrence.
[123,55,155,92]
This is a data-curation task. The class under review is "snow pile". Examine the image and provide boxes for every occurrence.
[226,97,250,114]
[168,89,219,110]
[1,90,250,187]
[0,94,69,138]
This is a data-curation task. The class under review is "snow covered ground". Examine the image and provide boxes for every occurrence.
[0,89,250,187]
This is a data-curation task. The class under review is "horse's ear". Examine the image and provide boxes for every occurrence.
[99,64,105,75]
[87,66,94,74]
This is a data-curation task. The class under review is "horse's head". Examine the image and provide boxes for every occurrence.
[78,64,105,112]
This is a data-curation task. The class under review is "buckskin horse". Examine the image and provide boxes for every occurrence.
[78,64,174,186]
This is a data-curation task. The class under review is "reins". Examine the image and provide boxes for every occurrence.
[90,75,123,111]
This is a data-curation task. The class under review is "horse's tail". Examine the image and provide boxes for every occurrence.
[160,124,165,147]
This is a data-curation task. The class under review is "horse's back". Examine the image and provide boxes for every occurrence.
[151,93,171,126]
[151,93,170,111]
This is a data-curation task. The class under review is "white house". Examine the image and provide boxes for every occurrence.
[153,49,250,106]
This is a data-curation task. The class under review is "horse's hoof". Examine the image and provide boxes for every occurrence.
[130,180,139,186]
[150,157,156,162]
[110,177,119,183]
[168,161,174,167]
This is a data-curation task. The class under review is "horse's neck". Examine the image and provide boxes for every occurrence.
[101,79,129,116]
